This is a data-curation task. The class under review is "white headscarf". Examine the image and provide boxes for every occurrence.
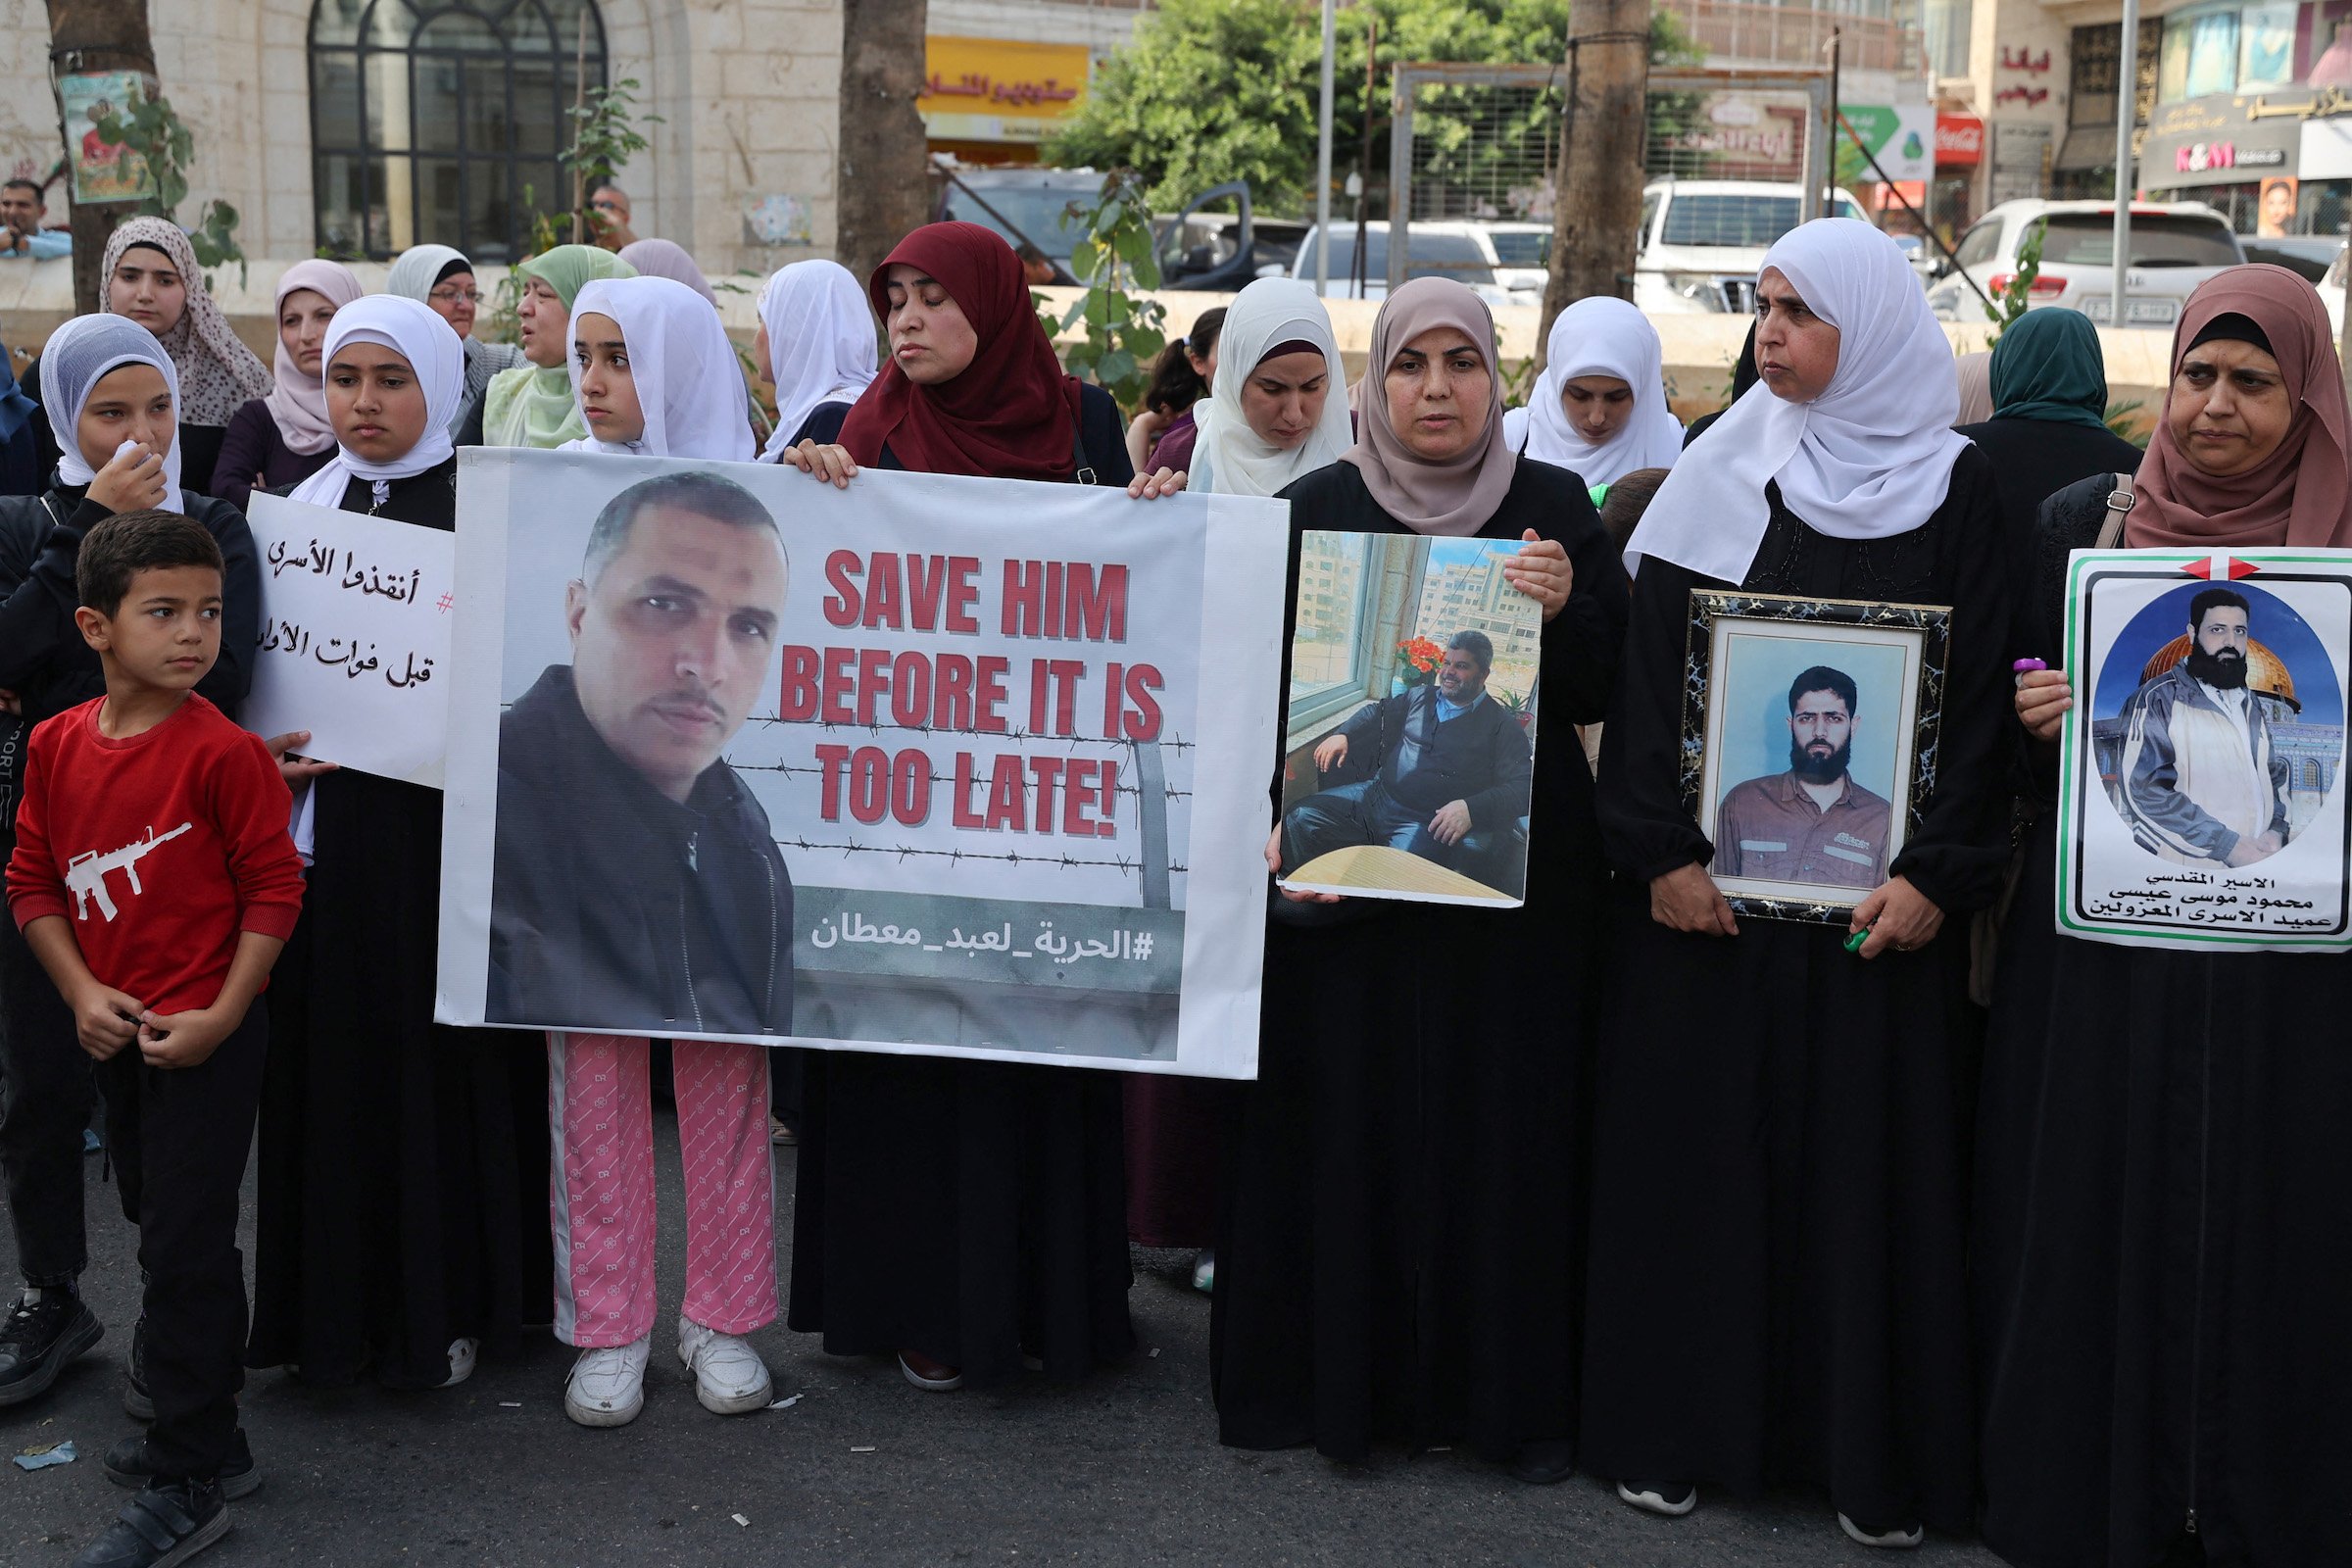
[1626,220,1969,583]
[1189,277,1353,498]
[563,276,754,462]
[286,295,465,510]
[1501,296,1684,485]
[43,313,184,511]
[756,260,876,459]
[383,244,470,308]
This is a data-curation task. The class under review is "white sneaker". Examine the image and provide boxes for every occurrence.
[438,1337,479,1389]
[677,1316,771,1415]
[1838,1513,1924,1549]
[564,1337,652,1428]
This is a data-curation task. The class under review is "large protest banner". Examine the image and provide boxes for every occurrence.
[435,447,1288,1078]
[2057,546,2352,951]
[243,493,459,788]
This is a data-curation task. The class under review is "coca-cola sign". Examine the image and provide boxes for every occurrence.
[1936,113,1984,167]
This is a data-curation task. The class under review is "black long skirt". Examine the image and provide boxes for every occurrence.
[1210,888,1595,1465]
[247,771,551,1388]
[787,1053,1134,1385]
[1974,817,2352,1568]
[1579,890,1979,1533]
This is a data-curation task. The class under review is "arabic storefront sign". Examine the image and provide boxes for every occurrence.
[2141,92,2308,186]
[242,494,457,790]
[434,448,1287,1079]
[917,36,1092,145]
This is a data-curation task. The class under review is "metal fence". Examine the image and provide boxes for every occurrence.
[1385,65,1834,292]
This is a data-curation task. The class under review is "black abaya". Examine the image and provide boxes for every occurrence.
[1581,445,2011,1533]
[1210,457,1630,1465]
[1972,476,2352,1568]
[247,462,552,1388]
[785,385,1139,1385]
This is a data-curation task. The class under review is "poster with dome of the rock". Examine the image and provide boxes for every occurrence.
[2057,548,2352,951]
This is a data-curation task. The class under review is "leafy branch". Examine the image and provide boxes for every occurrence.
[92,85,245,286]
[1985,221,2045,340]
[566,78,662,245]
[1058,171,1167,416]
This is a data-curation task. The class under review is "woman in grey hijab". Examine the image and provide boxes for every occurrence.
[386,243,523,440]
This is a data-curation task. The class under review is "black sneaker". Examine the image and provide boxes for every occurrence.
[123,1314,153,1422]
[71,1477,229,1568]
[106,1431,261,1500]
[0,1288,102,1407]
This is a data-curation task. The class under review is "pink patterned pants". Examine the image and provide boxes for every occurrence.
[548,1033,777,1348]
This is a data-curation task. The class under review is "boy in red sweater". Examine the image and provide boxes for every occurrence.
[5,510,303,1568]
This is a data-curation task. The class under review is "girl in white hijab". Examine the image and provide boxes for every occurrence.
[1502,297,1686,485]
[1627,220,1970,583]
[755,259,877,458]
[564,275,754,461]
[42,312,186,511]
[1187,277,1353,498]
[286,295,465,511]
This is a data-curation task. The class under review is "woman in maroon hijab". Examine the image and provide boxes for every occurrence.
[1988,266,2352,1568]
[780,223,1176,1393]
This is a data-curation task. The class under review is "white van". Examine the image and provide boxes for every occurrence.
[1632,179,1871,315]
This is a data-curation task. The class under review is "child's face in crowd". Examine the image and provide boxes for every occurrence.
[574,313,647,445]
[77,564,222,692]
[326,343,429,464]
[75,362,174,470]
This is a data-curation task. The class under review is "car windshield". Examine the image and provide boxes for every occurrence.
[1299,229,1497,285]
[939,184,1091,262]
[2038,214,2242,269]
[1659,194,1802,249]
[1489,230,1550,266]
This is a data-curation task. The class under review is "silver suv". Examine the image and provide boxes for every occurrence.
[1927,200,2244,328]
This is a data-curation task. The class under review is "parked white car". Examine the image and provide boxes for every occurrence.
[1287,220,1533,308]
[1926,200,2244,329]
[1631,179,1871,316]
[2323,245,2347,341]
[1483,221,1552,298]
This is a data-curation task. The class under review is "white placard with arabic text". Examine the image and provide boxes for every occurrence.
[243,493,457,789]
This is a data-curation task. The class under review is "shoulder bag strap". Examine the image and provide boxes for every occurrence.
[2096,471,2134,550]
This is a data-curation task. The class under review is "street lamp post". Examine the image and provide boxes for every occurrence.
[2111,0,2138,329]
[1316,0,1336,294]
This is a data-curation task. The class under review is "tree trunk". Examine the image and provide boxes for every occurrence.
[1543,0,1647,349]
[45,0,157,314]
[835,0,934,284]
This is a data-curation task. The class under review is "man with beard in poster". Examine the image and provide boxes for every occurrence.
[1711,663,1891,890]
[2114,586,2292,866]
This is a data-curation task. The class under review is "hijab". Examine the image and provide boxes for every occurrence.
[263,260,364,456]
[1986,305,2113,430]
[618,238,717,306]
[1500,296,1685,485]
[1188,277,1351,498]
[1628,220,1970,583]
[98,218,271,426]
[285,295,464,510]
[757,259,877,459]
[480,245,637,448]
[384,243,471,308]
[42,312,184,510]
[2126,264,2352,550]
[1954,350,1994,424]
[838,221,1083,480]
[1341,277,1517,537]
[562,276,754,462]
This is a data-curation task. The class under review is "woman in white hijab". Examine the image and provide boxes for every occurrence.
[1501,296,1685,485]
[1185,276,1353,497]
[1585,219,2008,1549]
[754,259,876,457]
[248,291,551,1398]
[564,275,754,461]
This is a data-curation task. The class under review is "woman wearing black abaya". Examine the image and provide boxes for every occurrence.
[1584,220,2010,1547]
[246,297,550,1391]
[779,222,1179,1392]
[1212,278,1628,1480]
[1985,267,2352,1568]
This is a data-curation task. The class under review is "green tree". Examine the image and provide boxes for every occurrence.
[1054,0,1648,216]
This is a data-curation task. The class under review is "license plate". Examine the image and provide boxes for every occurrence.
[2082,298,2179,325]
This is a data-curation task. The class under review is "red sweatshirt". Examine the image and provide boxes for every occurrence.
[6,695,304,1014]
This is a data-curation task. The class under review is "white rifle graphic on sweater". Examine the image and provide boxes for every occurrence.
[66,823,193,921]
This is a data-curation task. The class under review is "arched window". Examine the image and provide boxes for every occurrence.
[310,1,607,261]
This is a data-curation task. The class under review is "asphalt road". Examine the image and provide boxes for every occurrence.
[2,1109,2012,1567]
